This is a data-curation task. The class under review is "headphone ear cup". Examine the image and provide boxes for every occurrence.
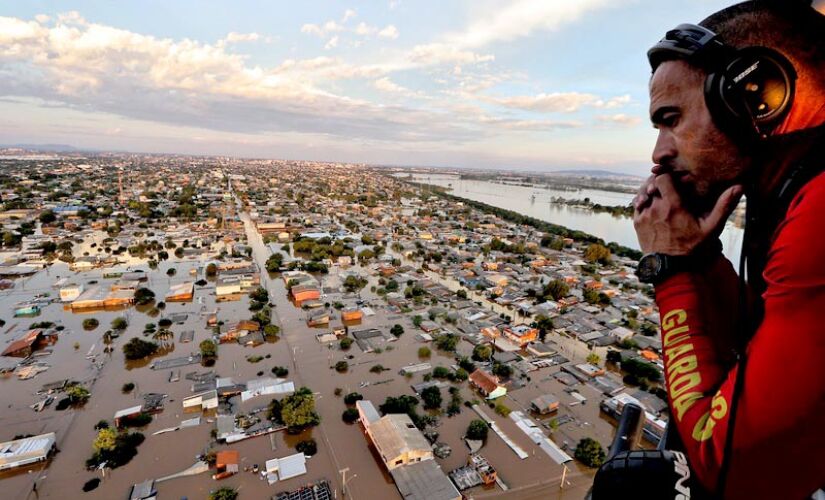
[704,47,796,140]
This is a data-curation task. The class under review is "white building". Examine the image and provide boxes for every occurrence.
[0,432,56,470]
[59,283,84,302]
[182,390,218,410]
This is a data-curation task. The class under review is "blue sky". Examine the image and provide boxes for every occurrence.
[0,0,743,174]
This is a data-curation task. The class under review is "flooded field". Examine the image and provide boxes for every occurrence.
[0,207,610,500]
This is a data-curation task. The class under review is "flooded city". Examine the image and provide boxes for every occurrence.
[0,156,668,500]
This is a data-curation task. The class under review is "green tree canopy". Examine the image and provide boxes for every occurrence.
[466,419,489,441]
[575,437,606,467]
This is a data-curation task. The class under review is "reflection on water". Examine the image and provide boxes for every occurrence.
[408,174,744,265]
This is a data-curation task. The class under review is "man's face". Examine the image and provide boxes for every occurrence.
[649,60,751,214]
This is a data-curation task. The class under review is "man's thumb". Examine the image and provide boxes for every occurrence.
[700,185,743,235]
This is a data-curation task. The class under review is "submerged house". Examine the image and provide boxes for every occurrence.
[2,329,46,357]
[166,281,195,302]
[469,369,507,400]
[0,433,56,470]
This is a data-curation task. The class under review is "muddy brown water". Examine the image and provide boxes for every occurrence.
[0,210,614,500]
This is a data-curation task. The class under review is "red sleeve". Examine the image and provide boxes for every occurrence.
[654,172,825,498]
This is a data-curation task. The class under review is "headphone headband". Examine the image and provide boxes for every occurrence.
[647,23,732,71]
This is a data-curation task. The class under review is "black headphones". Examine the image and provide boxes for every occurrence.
[647,23,797,141]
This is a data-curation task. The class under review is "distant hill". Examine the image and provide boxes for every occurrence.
[0,144,79,152]
[548,169,642,180]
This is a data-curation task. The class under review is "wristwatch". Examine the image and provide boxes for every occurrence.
[637,239,723,285]
[637,253,690,284]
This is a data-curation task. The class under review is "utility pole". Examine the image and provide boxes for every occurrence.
[340,467,356,498]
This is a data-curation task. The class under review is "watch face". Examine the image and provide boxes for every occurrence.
[638,254,662,283]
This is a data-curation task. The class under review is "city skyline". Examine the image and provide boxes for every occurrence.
[2,1,745,175]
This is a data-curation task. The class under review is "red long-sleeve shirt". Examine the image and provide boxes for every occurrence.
[654,171,825,498]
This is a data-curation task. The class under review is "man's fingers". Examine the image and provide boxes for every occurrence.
[699,185,744,235]
[653,173,679,201]
[634,174,658,211]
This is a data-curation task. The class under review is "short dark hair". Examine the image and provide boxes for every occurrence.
[700,1,825,85]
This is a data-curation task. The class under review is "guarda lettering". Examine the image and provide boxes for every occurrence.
[673,451,691,500]
[691,391,729,442]
[661,309,702,421]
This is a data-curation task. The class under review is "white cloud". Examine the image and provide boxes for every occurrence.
[596,113,641,126]
[300,23,323,37]
[378,25,399,39]
[355,22,377,36]
[324,36,339,50]
[389,0,402,10]
[445,0,618,49]
[408,43,494,66]
[224,32,260,43]
[487,92,631,113]
[374,76,408,94]
[342,9,357,23]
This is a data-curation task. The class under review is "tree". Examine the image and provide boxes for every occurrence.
[456,289,468,299]
[111,317,128,330]
[340,337,353,350]
[390,324,404,337]
[209,487,238,500]
[586,353,601,365]
[606,350,623,364]
[295,438,318,456]
[82,318,99,330]
[432,366,451,379]
[543,279,570,301]
[583,288,600,305]
[39,209,56,224]
[421,386,442,410]
[492,362,512,378]
[199,339,217,359]
[205,263,217,276]
[379,395,420,421]
[575,437,606,467]
[134,287,155,305]
[435,334,458,352]
[335,360,349,372]
[66,384,91,403]
[263,324,280,338]
[466,419,489,441]
[343,392,363,405]
[266,252,284,272]
[93,428,117,453]
[584,243,612,265]
[253,306,272,326]
[494,403,511,417]
[472,344,493,362]
[249,287,269,303]
[281,387,320,432]
[342,408,360,423]
[343,275,368,293]
[122,338,158,360]
[418,346,431,358]
[412,315,423,327]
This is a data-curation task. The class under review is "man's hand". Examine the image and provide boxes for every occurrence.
[633,173,742,255]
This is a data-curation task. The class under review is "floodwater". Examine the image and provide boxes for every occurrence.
[1,200,617,500]
[405,173,744,264]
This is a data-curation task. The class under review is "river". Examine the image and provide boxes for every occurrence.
[401,174,744,265]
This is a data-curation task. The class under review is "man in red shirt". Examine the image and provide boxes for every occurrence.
[633,2,824,498]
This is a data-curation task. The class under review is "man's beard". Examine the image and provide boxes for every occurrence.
[674,178,719,216]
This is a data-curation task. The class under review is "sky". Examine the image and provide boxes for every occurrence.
[0,0,764,175]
